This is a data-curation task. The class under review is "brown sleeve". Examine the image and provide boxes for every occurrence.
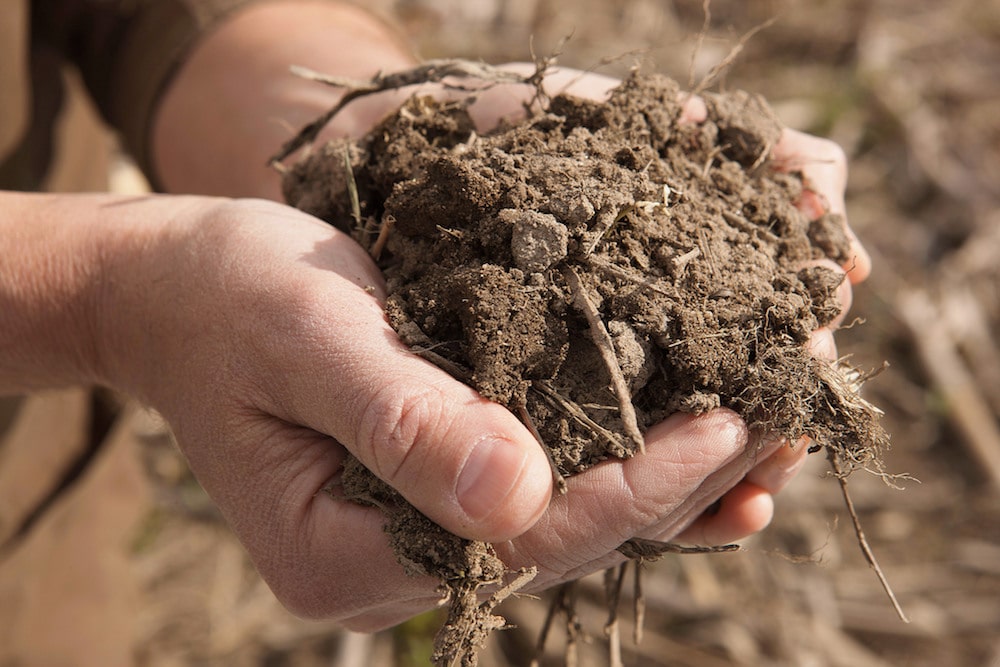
[32,0,260,176]
[0,0,30,161]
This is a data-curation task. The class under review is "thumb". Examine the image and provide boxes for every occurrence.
[345,361,555,542]
[273,288,554,543]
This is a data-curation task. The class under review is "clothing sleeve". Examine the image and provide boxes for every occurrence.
[32,0,258,178]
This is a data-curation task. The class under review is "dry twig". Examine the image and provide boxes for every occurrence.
[617,537,740,561]
[531,582,582,667]
[690,16,779,97]
[516,404,568,495]
[632,562,645,645]
[270,59,548,165]
[369,215,394,261]
[582,205,630,256]
[584,255,681,299]
[829,452,910,623]
[533,380,625,453]
[563,266,646,455]
[603,565,628,667]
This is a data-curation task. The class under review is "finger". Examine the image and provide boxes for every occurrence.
[664,431,787,545]
[500,409,753,587]
[773,129,872,283]
[545,68,620,101]
[773,129,847,215]
[670,430,806,545]
[808,327,839,362]
[744,435,811,495]
[672,481,774,545]
[256,277,552,543]
[628,412,781,545]
[341,345,552,543]
[679,93,707,125]
[293,324,552,543]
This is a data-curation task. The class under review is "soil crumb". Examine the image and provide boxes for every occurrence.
[282,70,889,666]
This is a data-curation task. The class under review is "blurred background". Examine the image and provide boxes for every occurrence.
[11,1,1000,665]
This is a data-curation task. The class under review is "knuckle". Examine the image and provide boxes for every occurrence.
[814,138,848,174]
[824,139,847,174]
[827,140,848,168]
[355,381,448,483]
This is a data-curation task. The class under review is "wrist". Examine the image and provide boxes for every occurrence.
[84,195,228,404]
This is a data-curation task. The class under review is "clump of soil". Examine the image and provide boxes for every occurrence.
[280,69,888,666]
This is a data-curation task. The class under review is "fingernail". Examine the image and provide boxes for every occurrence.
[456,436,526,522]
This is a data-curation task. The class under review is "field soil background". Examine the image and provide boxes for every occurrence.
[18,1,999,666]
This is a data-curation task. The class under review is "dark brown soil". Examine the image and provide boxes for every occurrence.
[282,70,888,666]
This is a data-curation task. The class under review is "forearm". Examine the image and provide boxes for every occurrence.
[0,190,206,396]
[0,192,109,393]
[152,0,417,199]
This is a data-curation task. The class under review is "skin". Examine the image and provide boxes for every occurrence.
[0,0,868,631]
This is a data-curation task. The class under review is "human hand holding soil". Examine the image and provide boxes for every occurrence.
[272,59,883,650]
[0,163,859,638]
[0,189,809,629]
[143,1,870,629]
[0,2,885,663]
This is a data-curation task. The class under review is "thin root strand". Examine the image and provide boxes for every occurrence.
[563,266,646,455]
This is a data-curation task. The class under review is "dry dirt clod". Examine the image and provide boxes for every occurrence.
[281,63,890,667]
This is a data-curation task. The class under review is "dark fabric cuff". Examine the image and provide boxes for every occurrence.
[34,0,414,189]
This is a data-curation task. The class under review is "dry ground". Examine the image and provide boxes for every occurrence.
[122,1,1000,665]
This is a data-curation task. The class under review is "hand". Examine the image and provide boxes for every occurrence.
[96,195,555,533]
[50,194,775,633]
[144,25,867,627]
[139,7,794,630]
[147,75,858,630]
[1,0,872,640]
[670,126,868,546]
[674,127,871,544]
[331,409,785,630]
[2,190,554,625]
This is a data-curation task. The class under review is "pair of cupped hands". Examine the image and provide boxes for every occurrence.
[121,53,872,630]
